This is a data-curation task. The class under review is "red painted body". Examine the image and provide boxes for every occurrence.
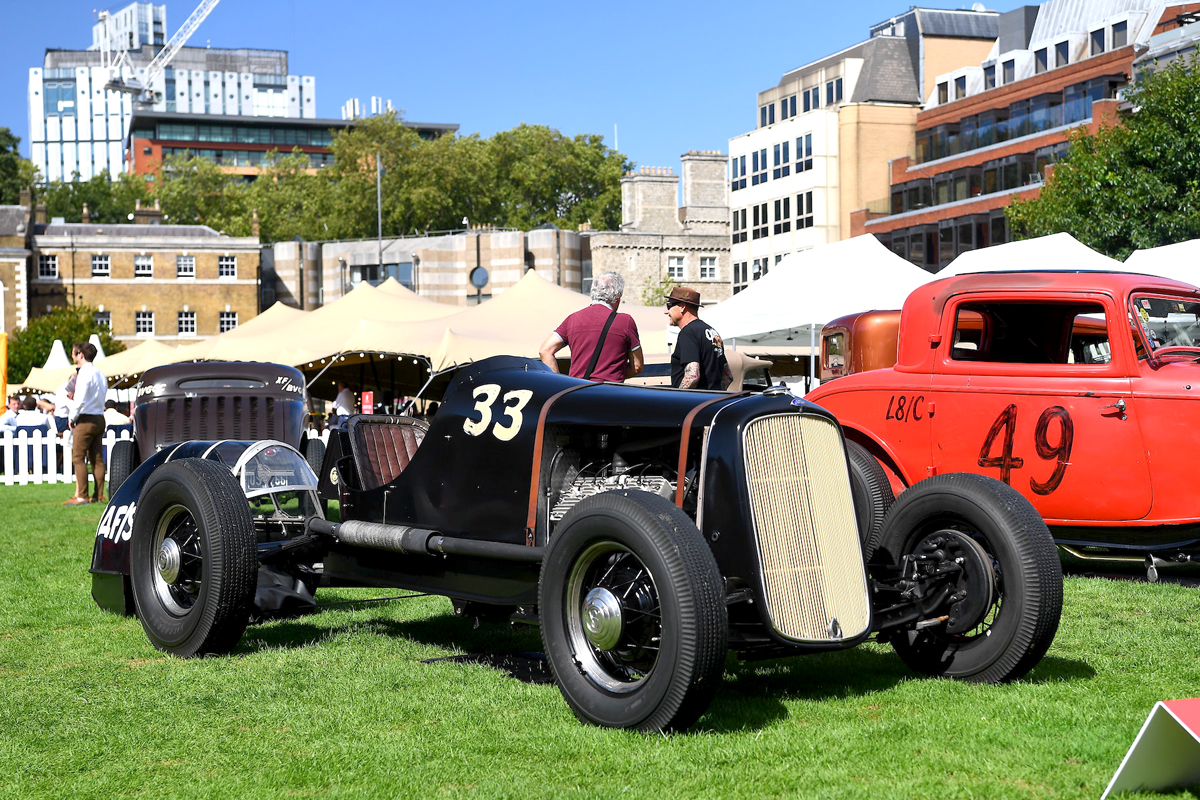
[807,271,1200,553]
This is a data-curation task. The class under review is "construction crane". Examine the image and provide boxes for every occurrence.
[102,0,221,104]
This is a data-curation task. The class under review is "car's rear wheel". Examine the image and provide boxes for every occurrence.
[130,458,257,657]
[846,440,894,552]
[872,473,1062,683]
[539,490,727,733]
[108,438,139,495]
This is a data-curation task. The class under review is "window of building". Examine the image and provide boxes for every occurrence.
[780,95,796,119]
[94,311,110,329]
[1035,48,1048,74]
[176,255,195,279]
[938,81,949,104]
[219,311,238,333]
[177,311,196,336]
[1090,29,1105,56]
[91,255,110,278]
[733,262,748,294]
[954,76,966,100]
[751,148,767,185]
[773,196,791,235]
[135,311,154,336]
[1112,21,1128,48]
[218,255,237,278]
[699,257,716,280]
[984,64,996,89]
[1003,59,1016,84]
[752,202,769,240]
[760,105,767,128]
[796,191,814,229]
[773,140,790,179]
[1055,41,1069,67]
[37,254,57,279]
[795,133,813,172]
[752,258,769,282]
[732,208,747,244]
[826,79,843,105]
[667,256,685,280]
[134,254,153,278]
[803,87,819,112]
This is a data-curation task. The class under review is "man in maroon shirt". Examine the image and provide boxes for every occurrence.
[539,272,644,382]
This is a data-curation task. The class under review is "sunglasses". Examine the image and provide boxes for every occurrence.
[665,299,682,310]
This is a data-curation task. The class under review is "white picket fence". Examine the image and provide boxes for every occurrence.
[0,428,331,487]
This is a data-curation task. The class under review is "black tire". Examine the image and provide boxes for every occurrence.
[845,440,894,554]
[108,438,139,495]
[873,473,1062,683]
[539,490,727,733]
[130,458,258,658]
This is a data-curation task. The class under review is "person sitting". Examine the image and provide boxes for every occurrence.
[0,396,18,428]
[11,396,52,432]
[104,399,132,429]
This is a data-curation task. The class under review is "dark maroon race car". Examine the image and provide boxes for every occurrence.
[91,356,1062,732]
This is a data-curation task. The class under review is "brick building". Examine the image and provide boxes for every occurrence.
[0,204,33,335]
[31,220,260,344]
[124,110,458,178]
[851,0,1200,271]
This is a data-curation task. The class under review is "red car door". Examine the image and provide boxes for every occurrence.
[928,292,1152,524]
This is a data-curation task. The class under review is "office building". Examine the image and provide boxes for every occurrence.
[852,0,1200,271]
[728,6,1000,292]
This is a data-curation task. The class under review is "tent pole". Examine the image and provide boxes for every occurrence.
[368,353,383,409]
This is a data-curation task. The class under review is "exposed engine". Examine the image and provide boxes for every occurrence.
[550,472,675,522]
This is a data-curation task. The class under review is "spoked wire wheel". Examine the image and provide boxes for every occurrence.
[565,542,662,692]
[150,503,205,616]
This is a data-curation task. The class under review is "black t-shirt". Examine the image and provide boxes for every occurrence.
[671,319,729,390]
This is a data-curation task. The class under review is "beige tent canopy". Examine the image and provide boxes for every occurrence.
[19,339,180,394]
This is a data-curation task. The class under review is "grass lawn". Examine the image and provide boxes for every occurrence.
[2,482,1199,799]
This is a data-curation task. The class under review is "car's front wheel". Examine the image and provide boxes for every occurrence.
[539,490,727,733]
[872,473,1062,683]
[130,458,257,657]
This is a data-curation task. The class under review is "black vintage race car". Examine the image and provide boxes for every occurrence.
[90,356,1063,733]
[107,361,323,496]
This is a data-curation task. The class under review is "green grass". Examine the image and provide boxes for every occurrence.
[2,483,1199,799]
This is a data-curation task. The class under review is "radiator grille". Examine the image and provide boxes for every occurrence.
[743,414,871,643]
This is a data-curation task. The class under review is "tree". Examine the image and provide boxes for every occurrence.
[0,127,36,206]
[641,275,678,307]
[245,150,334,243]
[1006,53,1200,259]
[153,154,251,234]
[7,305,125,384]
[42,170,152,224]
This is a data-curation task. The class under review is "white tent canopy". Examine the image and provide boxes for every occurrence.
[42,339,70,369]
[701,235,934,346]
[1124,239,1200,286]
[936,232,1122,277]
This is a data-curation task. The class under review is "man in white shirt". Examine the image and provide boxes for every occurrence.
[65,342,108,505]
[0,396,18,428]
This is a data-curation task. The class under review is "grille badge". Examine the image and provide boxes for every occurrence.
[828,618,843,640]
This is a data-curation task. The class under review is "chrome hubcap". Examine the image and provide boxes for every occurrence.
[582,587,623,650]
[157,537,182,584]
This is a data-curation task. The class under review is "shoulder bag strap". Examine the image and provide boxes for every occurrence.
[583,310,619,380]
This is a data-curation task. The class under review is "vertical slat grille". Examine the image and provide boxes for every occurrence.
[743,414,870,642]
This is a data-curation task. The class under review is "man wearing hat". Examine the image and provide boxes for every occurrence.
[666,286,732,391]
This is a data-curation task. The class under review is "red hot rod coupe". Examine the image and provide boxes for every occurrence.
[91,356,1062,732]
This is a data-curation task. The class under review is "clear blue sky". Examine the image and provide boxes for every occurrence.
[2,0,1020,174]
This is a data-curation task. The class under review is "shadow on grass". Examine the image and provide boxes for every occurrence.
[238,605,1095,735]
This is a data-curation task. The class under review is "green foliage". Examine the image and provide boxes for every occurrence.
[41,170,152,224]
[6,305,124,383]
[641,274,678,306]
[0,127,36,205]
[154,154,252,234]
[1007,53,1200,259]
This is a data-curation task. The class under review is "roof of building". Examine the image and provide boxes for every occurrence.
[0,206,29,236]
[915,8,1000,39]
[35,222,227,238]
[43,45,290,75]
[850,36,921,103]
